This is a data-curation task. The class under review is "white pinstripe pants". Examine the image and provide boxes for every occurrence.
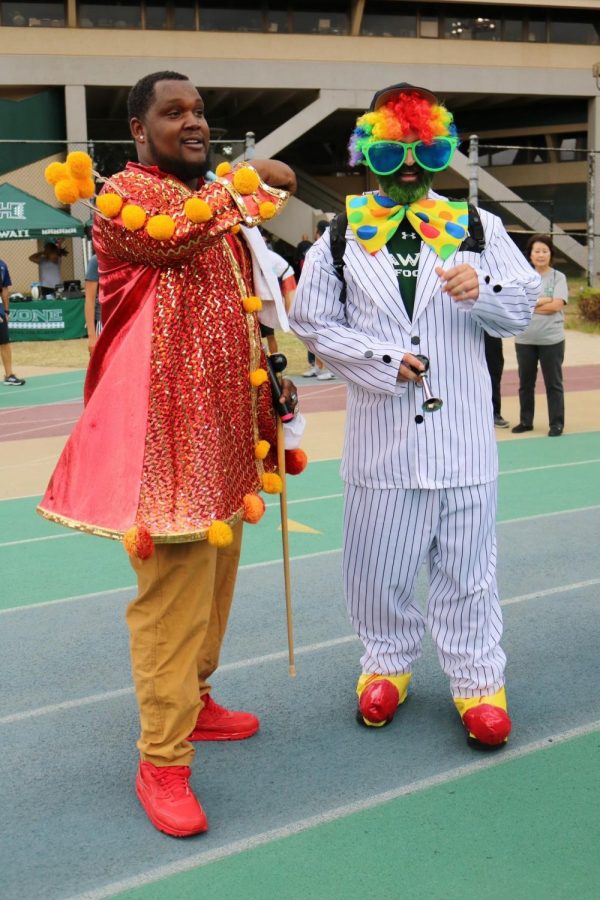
[343,483,506,698]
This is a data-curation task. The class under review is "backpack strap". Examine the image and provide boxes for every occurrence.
[459,203,486,253]
[329,211,348,304]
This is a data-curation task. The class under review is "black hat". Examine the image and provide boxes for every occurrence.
[369,83,439,111]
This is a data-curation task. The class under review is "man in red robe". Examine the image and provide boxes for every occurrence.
[38,71,297,837]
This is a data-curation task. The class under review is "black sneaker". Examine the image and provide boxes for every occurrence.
[4,374,26,386]
[494,414,510,429]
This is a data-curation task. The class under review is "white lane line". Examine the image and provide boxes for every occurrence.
[1,577,597,726]
[68,718,600,900]
[0,377,84,397]
[2,504,600,610]
[500,458,600,476]
[0,418,79,440]
[0,532,85,549]
[0,549,342,614]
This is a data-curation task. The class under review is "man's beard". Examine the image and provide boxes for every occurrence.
[378,168,434,205]
[147,137,211,183]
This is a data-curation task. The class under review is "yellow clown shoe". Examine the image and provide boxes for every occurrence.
[356,673,411,728]
[454,688,511,748]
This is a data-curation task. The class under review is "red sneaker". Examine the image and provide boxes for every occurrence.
[188,694,260,741]
[136,762,208,837]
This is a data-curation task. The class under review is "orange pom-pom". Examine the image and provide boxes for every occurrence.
[54,179,80,204]
[259,201,277,220]
[230,224,241,234]
[242,295,262,313]
[242,493,266,524]
[285,448,308,475]
[262,472,283,494]
[147,214,176,241]
[66,151,93,178]
[45,162,68,185]
[123,525,154,560]
[121,204,147,231]
[207,520,234,547]
[215,161,232,177]
[75,176,96,199]
[96,193,123,218]
[249,368,268,387]
[232,166,260,195]
[254,439,270,460]
[184,197,213,223]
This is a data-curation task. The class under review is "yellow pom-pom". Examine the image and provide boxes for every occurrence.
[45,162,68,185]
[242,493,266,524]
[207,520,234,547]
[96,193,123,218]
[147,214,176,241]
[184,197,213,223]
[254,440,270,460]
[123,525,154,560]
[232,166,260,195]
[75,176,96,200]
[262,472,283,494]
[249,368,268,387]
[215,161,232,177]
[259,201,277,220]
[66,151,93,178]
[121,204,147,231]
[242,295,262,313]
[230,224,241,234]
[54,179,80,204]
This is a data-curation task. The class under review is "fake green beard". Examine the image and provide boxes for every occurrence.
[378,169,435,205]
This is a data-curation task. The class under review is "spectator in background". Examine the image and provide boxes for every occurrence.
[301,219,335,381]
[29,241,68,292]
[0,258,26,386]
[512,234,568,437]
[84,252,101,356]
[484,334,509,428]
[259,230,297,354]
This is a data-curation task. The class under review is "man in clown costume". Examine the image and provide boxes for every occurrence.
[38,71,300,837]
[290,83,540,747]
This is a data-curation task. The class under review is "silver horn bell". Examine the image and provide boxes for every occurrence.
[413,355,443,413]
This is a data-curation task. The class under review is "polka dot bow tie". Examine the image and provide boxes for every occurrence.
[346,193,469,260]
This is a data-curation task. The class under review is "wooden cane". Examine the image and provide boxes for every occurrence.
[276,415,296,677]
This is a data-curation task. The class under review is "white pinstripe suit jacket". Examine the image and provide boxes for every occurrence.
[290,194,541,490]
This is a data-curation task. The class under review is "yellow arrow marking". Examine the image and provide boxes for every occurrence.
[278,518,321,534]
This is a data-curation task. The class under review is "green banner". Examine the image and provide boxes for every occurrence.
[8,297,86,342]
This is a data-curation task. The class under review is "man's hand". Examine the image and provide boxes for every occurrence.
[435,264,479,302]
[280,377,299,415]
[397,352,426,384]
[251,160,297,195]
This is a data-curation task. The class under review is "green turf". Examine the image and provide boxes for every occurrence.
[0,369,85,408]
[117,729,600,900]
[1,436,598,611]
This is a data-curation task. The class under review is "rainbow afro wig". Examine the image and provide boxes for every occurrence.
[349,90,457,168]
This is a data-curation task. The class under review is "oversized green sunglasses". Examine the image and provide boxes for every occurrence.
[364,137,459,175]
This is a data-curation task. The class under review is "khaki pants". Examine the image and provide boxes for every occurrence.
[126,522,243,766]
